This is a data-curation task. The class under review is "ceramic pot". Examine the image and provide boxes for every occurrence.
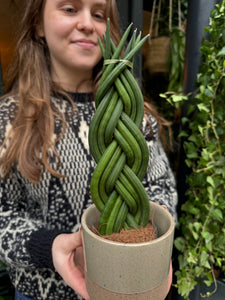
[81,201,175,300]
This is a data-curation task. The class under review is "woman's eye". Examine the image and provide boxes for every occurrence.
[62,6,78,14]
[93,11,105,20]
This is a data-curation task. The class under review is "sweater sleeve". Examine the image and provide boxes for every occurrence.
[142,114,178,223]
[0,173,68,271]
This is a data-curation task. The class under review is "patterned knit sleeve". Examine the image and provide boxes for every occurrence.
[0,98,65,271]
[142,114,178,223]
[0,174,59,269]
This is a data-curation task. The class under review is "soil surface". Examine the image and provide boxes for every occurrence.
[94,222,156,243]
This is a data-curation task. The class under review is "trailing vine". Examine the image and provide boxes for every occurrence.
[165,1,225,298]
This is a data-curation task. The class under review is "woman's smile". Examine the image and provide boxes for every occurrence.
[72,38,97,50]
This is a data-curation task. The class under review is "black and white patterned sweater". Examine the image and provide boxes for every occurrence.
[0,93,177,300]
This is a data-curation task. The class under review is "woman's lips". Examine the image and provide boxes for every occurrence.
[73,39,96,49]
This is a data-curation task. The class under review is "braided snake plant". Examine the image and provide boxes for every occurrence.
[89,20,150,235]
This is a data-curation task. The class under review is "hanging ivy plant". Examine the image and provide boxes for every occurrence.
[169,1,225,299]
[167,27,186,93]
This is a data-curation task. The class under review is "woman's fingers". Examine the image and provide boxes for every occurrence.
[52,233,90,300]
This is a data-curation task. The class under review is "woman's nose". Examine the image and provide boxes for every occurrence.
[76,11,94,33]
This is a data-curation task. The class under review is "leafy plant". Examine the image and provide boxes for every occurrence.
[167,27,186,93]
[88,20,150,235]
[164,1,225,298]
[157,0,188,37]
[158,0,187,89]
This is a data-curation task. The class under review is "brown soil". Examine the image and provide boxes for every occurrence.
[93,222,156,243]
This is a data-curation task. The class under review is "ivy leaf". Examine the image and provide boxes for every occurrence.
[197,103,210,112]
[200,251,211,269]
[193,222,202,232]
[192,231,199,240]
[207,186,214,202]
[175,274,197,298]
[188,134,197,143]
[204,279,213,288]
[201,231,214,243]
[202,149,211,161]
[195,266,203,277]
[181,117,189,125]
[211,208,223,222]
[217,46,225,56]
[171,1,225,298]
[174,237,186,252]
[216,257,222,267]
[171,94,186,102]
[187,251,198,264]
[178,131,189,138]
[206,176,215,187]
[198,125,204,135]
[206,241,212,252]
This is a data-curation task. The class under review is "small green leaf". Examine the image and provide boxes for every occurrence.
[174,237,186,252]
[171,94,186,102]
[192,231,199,240]
[201,231,214,243]
[159,93,167,98]
[195,266,203,277]
[204,280,213,288]
[181,117,189,125]
[178,278,197,298]
[200,251,211,269]
[212,208,223,221]
[207,186,214,201]
[197,103,210,112]
[216,257,222,267]
[187,251,198,264]
[193,222,202,232]
[206,241,212,252]
[178,131,189,138]
[185,159,192,168]
[198,125,204,135]
[206,176,215,187]
[217,46,225,56]
[187,152,198,159]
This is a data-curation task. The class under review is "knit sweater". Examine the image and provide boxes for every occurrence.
[0,93,177,300]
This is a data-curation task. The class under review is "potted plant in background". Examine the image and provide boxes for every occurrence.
[142,0,188,175]
[81,20,175,299]
[161,1,225,299]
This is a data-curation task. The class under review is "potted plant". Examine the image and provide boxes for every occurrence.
[81,20,175,299]
[162,2,225,299]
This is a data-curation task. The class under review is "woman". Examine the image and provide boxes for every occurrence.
[0,0,177,299]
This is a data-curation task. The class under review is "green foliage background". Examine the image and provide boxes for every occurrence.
[173,1,225,298]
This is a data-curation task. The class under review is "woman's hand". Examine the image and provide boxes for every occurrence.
[52,232,90,300]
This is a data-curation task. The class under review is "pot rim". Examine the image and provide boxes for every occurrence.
[81,201,175,247]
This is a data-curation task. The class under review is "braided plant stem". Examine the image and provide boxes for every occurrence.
[89,21,150,235]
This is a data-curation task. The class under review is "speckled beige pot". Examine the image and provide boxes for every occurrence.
[81,201,175,300]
